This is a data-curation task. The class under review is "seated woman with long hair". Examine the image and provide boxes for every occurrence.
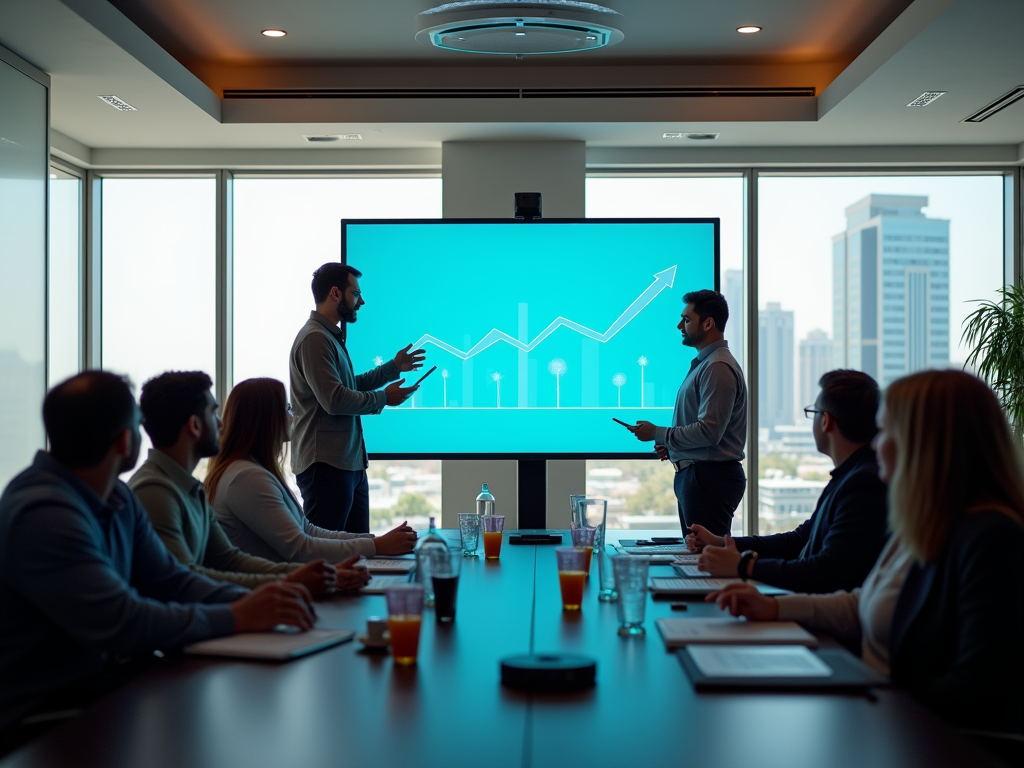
[710,370,1024,734]
[205,378,416,564]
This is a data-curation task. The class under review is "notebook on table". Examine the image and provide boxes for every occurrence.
[618,545,692,555]
[649,577,790,597]
[656,617,818,649]
[184,628,356,661]
[677,645,889,691]
[363,559,415,574]
[673,564,711,578]
[360,575,409,594]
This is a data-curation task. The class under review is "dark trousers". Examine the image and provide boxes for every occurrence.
[295,463,370,533]
[673,460,746,537]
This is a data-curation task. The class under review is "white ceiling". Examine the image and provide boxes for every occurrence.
[0,0,1022,164]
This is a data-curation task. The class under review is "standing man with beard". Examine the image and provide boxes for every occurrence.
[129,371,362,592]
[626,289,747,536]
[290,263,425,536]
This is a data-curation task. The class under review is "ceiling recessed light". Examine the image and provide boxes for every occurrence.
[515,32,525,36]
[906,91,946,107]
[663,132,684,139]
[261,29,287,37]
[303,134,363,143]
[97,95,137,111]
[736,25,762,34]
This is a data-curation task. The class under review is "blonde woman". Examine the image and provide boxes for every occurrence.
[710,370,1024,734]
[205,379,416,570]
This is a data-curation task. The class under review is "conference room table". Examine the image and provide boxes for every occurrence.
[3,530,1005,768]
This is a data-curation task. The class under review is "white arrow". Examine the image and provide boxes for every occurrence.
[413,265,677,360]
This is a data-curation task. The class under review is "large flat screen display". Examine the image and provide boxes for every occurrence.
[341,219,719,457]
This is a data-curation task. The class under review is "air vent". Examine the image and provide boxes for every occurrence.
[906,91,945,107]
[224,86,814,100]
[685,132,719,140]
[963,86,1024,123]
[97,95,137,111]
[303,134,363,142]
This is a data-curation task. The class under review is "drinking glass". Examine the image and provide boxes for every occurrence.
[569,523,596,576]
[555,547,588,611]
[481,515,505,559]
[385,585,425,665]
[612,555,650,636]
[569,494,588,527]
[432,549,462,623]
[578,498,616,601]
[458,512,481,557]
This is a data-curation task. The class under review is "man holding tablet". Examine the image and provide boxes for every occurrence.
[626,289,747,536]
[289,263,425,534]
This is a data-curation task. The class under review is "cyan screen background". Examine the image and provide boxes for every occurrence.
[343,220,718,456]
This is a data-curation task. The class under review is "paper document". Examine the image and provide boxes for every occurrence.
[656,617,819,648]
[686,645,833,678]
[360,575,408,594]
[673,564,711,578]
[649,577,741,595]
[363,559,415,574]
[672,554,701,565]
[619,545,692,555]
[184,628,355,660]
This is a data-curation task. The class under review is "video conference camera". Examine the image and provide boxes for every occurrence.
[514,192,542,221]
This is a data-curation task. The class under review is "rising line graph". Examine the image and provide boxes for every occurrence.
[412,265,677,360]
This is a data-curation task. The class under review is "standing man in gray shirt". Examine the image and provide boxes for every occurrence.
[290,263,425,534]
[627,289,747,536]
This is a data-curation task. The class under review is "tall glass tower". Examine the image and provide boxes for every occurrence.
[832,194,949,386]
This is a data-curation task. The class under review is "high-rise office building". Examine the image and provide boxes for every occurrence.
[723,269,744,366]
[799,329,832,416]
[832,195,949,387]
[758,302,795,432]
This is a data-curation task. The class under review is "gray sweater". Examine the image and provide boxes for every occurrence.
[289,310,400,473]
[211,460,377,562]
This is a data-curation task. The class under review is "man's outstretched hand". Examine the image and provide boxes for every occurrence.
[393,344,426,373]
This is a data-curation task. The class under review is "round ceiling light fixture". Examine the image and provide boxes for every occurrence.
[261,29,287,37]
[416,1,625,56]
[736,25,762,34]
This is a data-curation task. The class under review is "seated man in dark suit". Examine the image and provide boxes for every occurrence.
[0,371,315,754]
[688,369,888,594]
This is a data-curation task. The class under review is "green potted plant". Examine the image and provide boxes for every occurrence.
[962,282,1024,442]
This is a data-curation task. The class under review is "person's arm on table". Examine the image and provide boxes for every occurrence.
[227,467,376,561]
[694,518,814,574]
[746,474,887,593]
[706,583,864,648]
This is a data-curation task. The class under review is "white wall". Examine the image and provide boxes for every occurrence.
[439,141,587,528]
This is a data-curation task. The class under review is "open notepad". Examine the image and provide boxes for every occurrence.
[363,559,415,574]
[184,628,356,660]
[360,575,409,594]
[656,617,819,649]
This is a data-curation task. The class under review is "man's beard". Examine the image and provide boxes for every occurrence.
[682,330,698,347]
[197,420,220,459]
[339,304,358,323]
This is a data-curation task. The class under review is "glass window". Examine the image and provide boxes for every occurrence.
[756,174,1005,533]
[48,168,82,387]
[233,177,443,532]
[101,177,217,472]
[0,60,47,488]
[586,176,746,534]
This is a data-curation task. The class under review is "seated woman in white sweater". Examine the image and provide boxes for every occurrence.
[205,378,416,564]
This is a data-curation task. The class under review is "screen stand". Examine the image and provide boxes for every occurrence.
[518,460,546,529]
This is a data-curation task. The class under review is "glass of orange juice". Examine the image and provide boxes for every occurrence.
[481,515,505,560]
[570,523,596,576]
[385,584,425,665]
[556,547,588,611]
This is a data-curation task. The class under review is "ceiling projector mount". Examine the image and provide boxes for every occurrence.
[416,0,625,56]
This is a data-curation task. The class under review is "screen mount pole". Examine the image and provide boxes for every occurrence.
[518,460,546,529]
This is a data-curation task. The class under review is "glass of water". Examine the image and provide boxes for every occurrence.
[569,494,588,527]
[612,555,650,635]
[458,513,481,557]
[579,498,616,601]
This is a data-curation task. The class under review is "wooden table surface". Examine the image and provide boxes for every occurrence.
[2,531,1004,768]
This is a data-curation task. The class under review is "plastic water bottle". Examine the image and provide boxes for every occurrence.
[476,483,496,517]
[414,516,448,607]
